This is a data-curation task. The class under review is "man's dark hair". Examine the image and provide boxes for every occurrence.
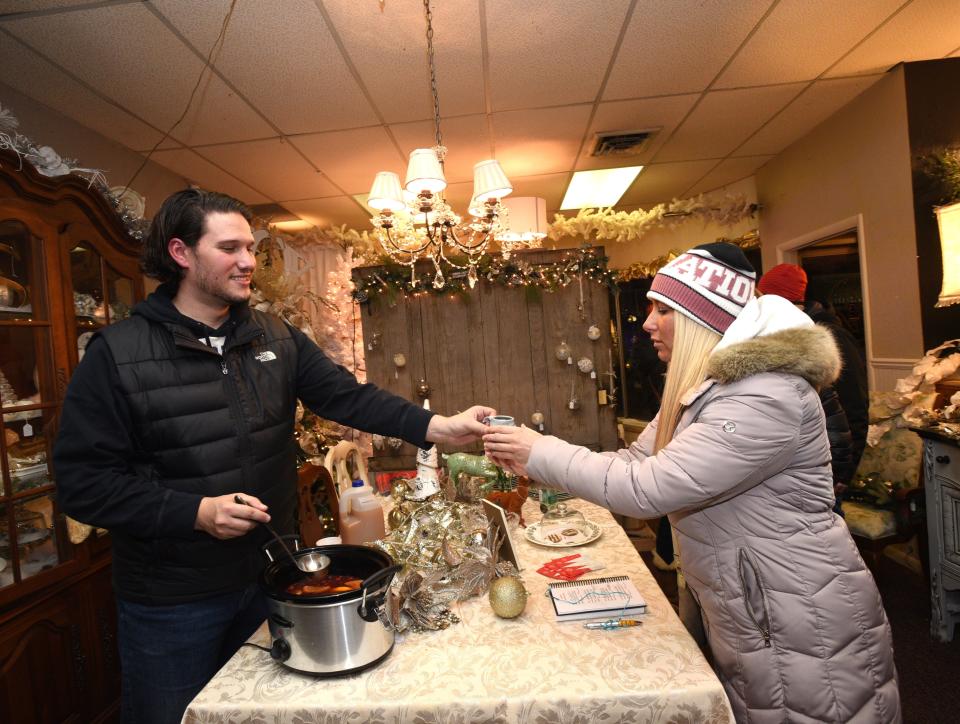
[140,188,253,285]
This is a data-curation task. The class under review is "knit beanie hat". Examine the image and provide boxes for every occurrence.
[757,263,807,303]
[647,242,756,334]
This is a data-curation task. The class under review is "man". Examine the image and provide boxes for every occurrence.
[53,188,493,724]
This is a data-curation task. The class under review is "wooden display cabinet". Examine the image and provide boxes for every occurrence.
[0,149,143,723]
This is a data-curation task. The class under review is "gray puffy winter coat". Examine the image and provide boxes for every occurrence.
[528,325,900,723]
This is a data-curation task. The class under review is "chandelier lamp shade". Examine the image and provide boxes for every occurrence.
[934,200,960,308]
[496,196,548,257]
[366,0,515,290]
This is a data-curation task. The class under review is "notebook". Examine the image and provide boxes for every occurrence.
[547,574,646,622]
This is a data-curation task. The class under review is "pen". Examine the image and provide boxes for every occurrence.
[583,619,642,630]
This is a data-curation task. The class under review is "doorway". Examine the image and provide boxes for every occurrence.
[795,230,867,356]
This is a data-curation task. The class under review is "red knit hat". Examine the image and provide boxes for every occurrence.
[757,263,807,303]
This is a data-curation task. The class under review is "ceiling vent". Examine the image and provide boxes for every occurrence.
[590,128,659,157]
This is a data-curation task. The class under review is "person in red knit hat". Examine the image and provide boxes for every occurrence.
[757,263,807,302]
[758,263,869,513]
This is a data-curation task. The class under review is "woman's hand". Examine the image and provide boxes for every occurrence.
[483,424,542,478]
[426,405,496,446]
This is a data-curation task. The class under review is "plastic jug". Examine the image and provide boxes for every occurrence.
[339,480,386,545]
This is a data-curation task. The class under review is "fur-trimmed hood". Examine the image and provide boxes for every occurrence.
[707,324,841,388]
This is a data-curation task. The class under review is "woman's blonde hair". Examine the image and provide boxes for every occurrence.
[653,312,722,453]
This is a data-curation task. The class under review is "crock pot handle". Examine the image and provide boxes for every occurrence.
[359,564,403,621]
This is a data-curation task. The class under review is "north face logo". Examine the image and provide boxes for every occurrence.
[255,351,277,362]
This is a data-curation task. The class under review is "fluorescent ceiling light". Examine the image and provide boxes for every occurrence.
[560,166,643,210]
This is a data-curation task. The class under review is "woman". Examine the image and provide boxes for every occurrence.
[485,243,900,723]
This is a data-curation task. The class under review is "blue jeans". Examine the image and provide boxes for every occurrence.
[116,584,268,724]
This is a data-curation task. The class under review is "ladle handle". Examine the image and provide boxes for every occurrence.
[234,496,299,567]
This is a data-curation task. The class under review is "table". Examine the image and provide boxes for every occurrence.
[182,498,733,723]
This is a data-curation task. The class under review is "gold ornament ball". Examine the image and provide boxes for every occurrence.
[488,576,528,619]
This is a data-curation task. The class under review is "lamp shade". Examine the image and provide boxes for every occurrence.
[498,196,547,241]
[473,159,512,202]
[935,200,960,307]
[405,148,447,194]
[368,171,406,212]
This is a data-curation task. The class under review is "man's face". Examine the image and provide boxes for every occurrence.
[177,211,256,307]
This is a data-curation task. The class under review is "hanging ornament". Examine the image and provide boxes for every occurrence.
[488,575,529,618]
[387,436,404,450]
[433,266,445,290]
[555,340,572,363]
[568,379,580,411]
[576,263,586,320]
[393,352,406,379]
[587,324,601,341]
[367,330,382,351]
[467,264,478,289]
[372,434,385,450]
[577,357,595,379]
[416,379,432,399]
[531,411,545,432]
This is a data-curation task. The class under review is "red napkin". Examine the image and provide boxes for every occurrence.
[536,553,605,581]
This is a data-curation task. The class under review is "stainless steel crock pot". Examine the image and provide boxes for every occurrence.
[259,542,401,675]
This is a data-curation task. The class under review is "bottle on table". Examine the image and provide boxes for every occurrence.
[338,479,386,545]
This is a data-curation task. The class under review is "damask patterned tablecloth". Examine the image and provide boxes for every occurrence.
[182,499,733,724]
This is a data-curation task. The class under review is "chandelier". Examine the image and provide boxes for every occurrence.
[368,0,522,291]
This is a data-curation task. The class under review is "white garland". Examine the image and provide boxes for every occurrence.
[0,101,148,238]
[547,193,757,244]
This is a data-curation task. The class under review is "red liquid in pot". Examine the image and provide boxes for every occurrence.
[285,574,362,597]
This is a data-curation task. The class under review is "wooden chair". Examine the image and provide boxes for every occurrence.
[297,461,339,546]
[323,440,370,494]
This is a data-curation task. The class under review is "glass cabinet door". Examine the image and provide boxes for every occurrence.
[0,221,71,590]
[70,241,136,362]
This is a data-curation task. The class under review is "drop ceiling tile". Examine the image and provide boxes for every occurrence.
[617,160,719,207]
[685,156,772,196]
[291,126,404,195]
[0,1,90,12]
[152,0,378,135]
[282,196,371,231]
[603,0,772,100]
[715,0,903,89]
[491,105,592,177]
[826,0,960,78]
[150,148,270,204]
[0,30,179,152]
[323,0,484,123]
[654,83,805,162]
[4,3,274,146]
[195,139,340,203]
[486,0,631,111]
[507,172,571,217]
[389,114,492,184]
[737,75,881,156]
[575,94,700,170]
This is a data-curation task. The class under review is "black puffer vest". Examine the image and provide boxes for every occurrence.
[100,306,299,603]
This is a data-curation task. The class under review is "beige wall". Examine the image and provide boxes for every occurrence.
[756,67,921,388]
[1,82,186,216]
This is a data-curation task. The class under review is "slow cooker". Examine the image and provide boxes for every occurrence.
[260,541,401,675]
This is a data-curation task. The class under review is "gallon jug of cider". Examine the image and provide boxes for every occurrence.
[339,480,386,545]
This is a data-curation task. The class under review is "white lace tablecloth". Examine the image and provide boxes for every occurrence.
[182,498,733,723]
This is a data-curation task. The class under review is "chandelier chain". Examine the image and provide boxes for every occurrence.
[423,0,443,153]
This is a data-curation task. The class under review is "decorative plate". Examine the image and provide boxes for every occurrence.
[525,520,601,548]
